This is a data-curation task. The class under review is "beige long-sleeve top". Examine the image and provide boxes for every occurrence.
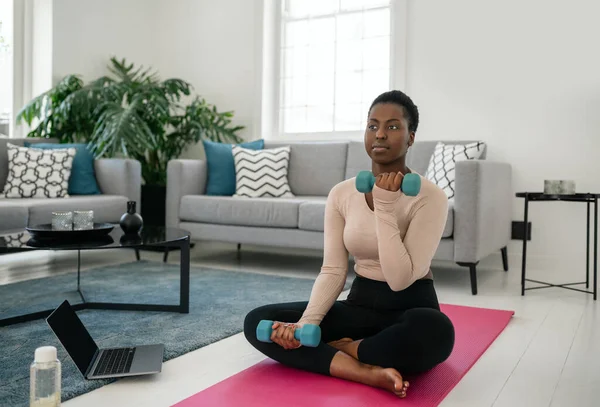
[297,174,449,326]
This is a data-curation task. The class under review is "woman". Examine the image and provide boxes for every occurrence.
[243,90,454,398]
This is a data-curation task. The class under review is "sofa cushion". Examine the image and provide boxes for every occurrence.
[425,141,486,200]
[25,142,102,195]
[202,138,264,196]
[264,141,347,196]
[298,199,326,231]
[0,200,29,231]
[0,138,60,194]
[4,143,76,198]
[406,140,487,175]
[179,195,300,228]
[232,145,294,198]
[25,195,128,226]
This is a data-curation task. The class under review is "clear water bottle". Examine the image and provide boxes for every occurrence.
[30,346,61,407]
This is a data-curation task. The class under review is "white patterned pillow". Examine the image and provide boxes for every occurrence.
[3,143,76,198]
[232,146,294,198]
[425,141,486,200]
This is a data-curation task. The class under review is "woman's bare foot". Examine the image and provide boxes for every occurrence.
[371,366,410,398]
[329,351,409,398]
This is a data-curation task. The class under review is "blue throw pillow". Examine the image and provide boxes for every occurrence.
[203,139,264,195]
[24,142,102,195]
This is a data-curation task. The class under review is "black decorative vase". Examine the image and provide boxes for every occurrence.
[120,201,143,235]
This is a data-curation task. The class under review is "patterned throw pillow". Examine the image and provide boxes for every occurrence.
[232,146,294,198]
[202,138,264,196]
[3,143,76,198]
[425,141,486,200]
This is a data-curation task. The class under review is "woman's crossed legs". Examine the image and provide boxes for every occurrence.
[243,299,454,397]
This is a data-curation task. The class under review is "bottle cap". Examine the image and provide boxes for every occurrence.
[34,346,57,363]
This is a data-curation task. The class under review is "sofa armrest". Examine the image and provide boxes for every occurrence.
[166,159,206,228]
[453,160,512,263]
[94,158,142,210]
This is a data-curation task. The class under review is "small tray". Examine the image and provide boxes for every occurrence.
[26,223,115,241]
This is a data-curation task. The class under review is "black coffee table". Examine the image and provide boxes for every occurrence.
[0,225,190,327]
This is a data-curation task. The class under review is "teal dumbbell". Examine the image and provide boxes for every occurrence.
[256,320,321,347]
[355,171,421,196]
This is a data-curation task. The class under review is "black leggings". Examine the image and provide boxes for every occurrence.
[244,275,455,377]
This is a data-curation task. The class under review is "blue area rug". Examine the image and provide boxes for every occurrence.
[0,260,351,407]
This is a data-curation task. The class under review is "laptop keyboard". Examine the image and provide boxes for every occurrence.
[93,347,136,376]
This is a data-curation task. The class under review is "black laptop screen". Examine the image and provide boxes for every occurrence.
[46,300,98,376]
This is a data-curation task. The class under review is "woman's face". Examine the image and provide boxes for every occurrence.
[364,103,414,165]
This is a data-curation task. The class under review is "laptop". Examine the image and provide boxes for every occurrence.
[46,300,164,380]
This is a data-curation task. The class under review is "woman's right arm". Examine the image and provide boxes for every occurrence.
[297,185,349,327]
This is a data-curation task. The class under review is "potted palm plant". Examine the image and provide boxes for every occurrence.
[17,57,244,225]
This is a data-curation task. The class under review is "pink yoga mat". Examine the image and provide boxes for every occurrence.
[172,304,514,407]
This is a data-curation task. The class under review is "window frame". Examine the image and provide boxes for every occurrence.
[261,0,407,142]
[7,0,52,138]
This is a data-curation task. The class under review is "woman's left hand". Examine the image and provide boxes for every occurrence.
[375,172,404,192]
[270,321,302,350]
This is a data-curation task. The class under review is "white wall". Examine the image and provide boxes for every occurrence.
[31,0,53,98]
[152,0,260,158]
[52,0,159,84]
[404,0,600,272]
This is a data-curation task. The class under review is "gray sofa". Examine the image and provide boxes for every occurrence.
[166,140,512,294]
[0,137,142,231]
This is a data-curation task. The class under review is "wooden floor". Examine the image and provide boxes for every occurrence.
[1,242,598,407]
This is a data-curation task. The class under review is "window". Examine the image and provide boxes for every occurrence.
[0,1,12,137]
[278,0,392,137]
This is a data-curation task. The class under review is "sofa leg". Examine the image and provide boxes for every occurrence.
[501,246,508,271]
[135,249,140,261]
[457,262,479,295]
[236,243,241,260]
